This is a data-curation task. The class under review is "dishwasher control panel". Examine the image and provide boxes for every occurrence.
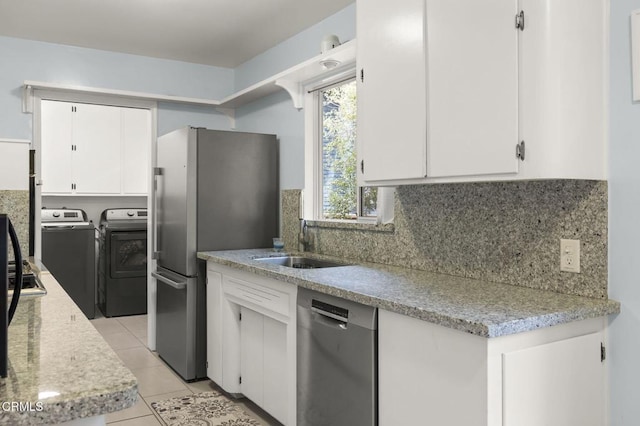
[311,298,349,320]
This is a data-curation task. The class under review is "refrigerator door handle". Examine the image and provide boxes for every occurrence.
[152,167,162,265]
[152,271,186,290]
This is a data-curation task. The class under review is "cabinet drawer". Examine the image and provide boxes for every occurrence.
[223,276,290,318]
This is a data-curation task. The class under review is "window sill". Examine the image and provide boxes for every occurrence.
[305,219,395,233]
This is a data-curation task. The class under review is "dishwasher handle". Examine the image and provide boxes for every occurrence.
[311,306,348,330]
[152,271,187,290]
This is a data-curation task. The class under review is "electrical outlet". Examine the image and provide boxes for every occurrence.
[560,239,580,273]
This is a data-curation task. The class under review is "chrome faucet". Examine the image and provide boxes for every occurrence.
[299,219,311,252]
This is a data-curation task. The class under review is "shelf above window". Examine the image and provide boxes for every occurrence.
[22,39,356,126]
[218,39,357,110]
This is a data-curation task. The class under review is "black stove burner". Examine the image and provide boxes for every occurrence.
[8,260,30,274]
[7,260,35,290]
[8,273,37,290]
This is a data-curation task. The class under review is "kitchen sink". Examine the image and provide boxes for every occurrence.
[253,255,350,269]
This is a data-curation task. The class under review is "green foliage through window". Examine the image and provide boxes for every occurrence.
[321,80,377,220]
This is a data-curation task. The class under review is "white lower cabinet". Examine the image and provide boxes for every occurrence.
[262,315,288,421]
[502,332,605,426]
[206,262,296,425]
[208,264,608,425]
[379,309,607,426]
[240,307,288,422]
[240,307,264,406]
[206,270,224,384]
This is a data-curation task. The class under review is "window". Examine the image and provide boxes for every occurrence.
[303,72,394,225]
[317,79,377,220]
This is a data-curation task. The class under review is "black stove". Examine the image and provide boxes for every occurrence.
[8,260,29,288]
[8,274,37,291]
[8,261,46,296]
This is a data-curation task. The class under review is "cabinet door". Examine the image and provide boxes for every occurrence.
[502,332,605,426]
[262,316,287,424]
[240,306,264,406]
[517,0,607,180]
[73,103,122,194]
[426,0,519,178]
[0,141,29,190]
[357,0,519,183]
[357,0,427,182]
[41,100,73,194]
[378,310,488,426]
[122,107,151,194]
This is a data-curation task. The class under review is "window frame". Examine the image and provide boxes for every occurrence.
[303,70,394,224]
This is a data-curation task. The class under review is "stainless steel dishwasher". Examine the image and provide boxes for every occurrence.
[297,287,377,426]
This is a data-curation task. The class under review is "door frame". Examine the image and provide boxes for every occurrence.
[32,90,158,349]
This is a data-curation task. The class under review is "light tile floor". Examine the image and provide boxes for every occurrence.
[90,312,280,425]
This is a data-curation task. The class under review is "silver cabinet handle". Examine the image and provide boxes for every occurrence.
[152,271,186,290]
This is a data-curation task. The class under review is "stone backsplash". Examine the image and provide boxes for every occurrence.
[0,190,29,259]
[282,180,608,299]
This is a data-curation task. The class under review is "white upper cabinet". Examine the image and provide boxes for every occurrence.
[357,0,429,182]
[517,0,607,180]
[357,0,607,185]
[72,103,122,194]
[0,140,30,191]
[426,0,519,179]
[122,107,151,195]
[41,100,74,193]
[41,100,151,195]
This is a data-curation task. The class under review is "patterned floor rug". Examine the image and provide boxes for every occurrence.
[151,390,263,426]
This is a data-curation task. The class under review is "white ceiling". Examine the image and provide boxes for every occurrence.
[0,0,354,68]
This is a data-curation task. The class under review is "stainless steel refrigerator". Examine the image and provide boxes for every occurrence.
[152,127,279,381]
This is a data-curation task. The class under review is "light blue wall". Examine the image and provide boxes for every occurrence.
[609,1,640,424]
[234,3,356,189]
[156,103,230,137]
[0,35,234,140]
[235,91,305,189]
[234,3,356,90]
[0,3,356,190]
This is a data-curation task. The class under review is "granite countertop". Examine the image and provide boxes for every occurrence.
[0,261,137,425]
[198,249,621,338]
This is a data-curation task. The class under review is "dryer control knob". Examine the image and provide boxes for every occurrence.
[52,211,60,218]
[127,211,135,217]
